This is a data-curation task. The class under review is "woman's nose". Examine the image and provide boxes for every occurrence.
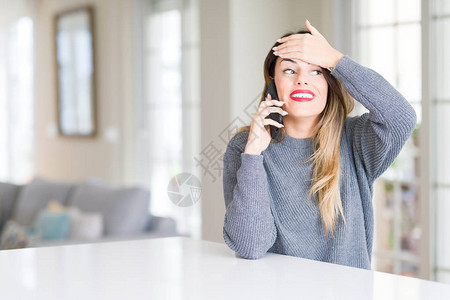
[296,73,308,85]
[296,78,308,85]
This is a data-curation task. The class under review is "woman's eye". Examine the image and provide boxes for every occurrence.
[312,70,323,75]
[283,69,295,75]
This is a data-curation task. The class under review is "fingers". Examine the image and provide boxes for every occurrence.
[305,19,321,36]
[274,51,305,61]
[255,98,287,129]
[273,43,306,59]
[254,100,287,126]
[263,118,284,128]
[275,20,324,50]
[261,106,288,117]
[273,43,304,55]
[273,37,309,59]
[275,20,322,45]
[275,34,307,50]
[259,99,285,111]
[277,34,299,44]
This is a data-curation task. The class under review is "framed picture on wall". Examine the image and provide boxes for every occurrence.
[54,6,97,137]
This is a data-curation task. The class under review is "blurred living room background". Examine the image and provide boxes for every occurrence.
[0,0,449,285]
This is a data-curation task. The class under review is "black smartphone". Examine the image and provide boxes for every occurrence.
[265,79,283,140]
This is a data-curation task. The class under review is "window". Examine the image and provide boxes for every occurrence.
[432,0,450,284]
[354,0,422,277]
[135,0,201,238]
[351,0,450,284]
[0,17,34,183]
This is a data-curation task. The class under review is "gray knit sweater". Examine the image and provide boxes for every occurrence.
[222,55,417,269]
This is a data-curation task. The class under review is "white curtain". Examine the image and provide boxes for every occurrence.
[0,0,35,183]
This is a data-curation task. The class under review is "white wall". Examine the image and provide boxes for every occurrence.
[200,0,336,243]
[199,0,232,242]
[33,0,135,184]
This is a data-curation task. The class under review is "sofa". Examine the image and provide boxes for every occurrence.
[0,177,179,249]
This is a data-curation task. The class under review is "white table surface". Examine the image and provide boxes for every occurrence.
[1,237,449,299]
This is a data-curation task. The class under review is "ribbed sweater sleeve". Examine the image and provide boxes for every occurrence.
[222,134,277,259]
[332,56,417,183]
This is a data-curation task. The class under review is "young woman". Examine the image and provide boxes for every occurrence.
[222,20,417,270]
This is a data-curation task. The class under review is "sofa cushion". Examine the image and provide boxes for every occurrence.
[0,182,21,230]
[67,179,151,236]
[12,178,74,227]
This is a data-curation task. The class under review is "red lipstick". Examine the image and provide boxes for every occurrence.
[289,90,315,102]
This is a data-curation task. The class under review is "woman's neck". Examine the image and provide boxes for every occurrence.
[283,116,318,139]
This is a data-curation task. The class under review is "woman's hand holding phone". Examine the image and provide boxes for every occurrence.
[244,94,287,155]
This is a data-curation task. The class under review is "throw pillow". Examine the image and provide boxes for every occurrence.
[0,220,29,249]
[67,207,104,240]
[33,209,71,241]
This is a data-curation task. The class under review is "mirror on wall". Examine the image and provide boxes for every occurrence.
[54,6,97,137]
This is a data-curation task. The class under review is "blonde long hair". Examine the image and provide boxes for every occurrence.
[236,30,354,238]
